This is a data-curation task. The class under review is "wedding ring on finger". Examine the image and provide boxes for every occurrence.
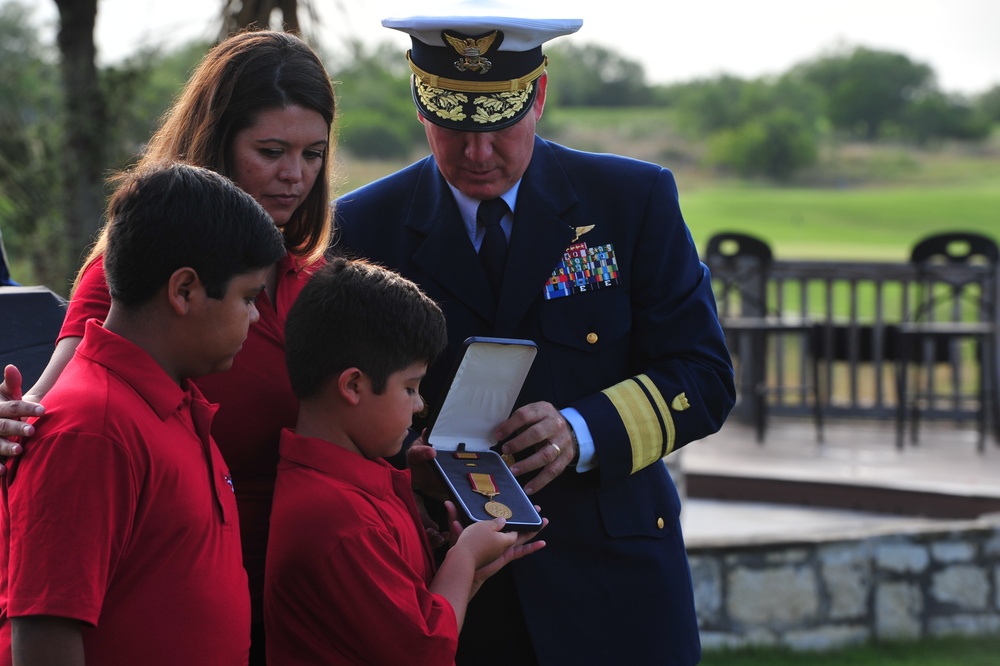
[549,441,561,457]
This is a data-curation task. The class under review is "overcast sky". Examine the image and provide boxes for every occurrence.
[24,0,1000,96]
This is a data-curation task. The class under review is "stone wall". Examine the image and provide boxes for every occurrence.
[687,514,1000,651]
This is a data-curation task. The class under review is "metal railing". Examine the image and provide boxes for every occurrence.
[709,259,999,426]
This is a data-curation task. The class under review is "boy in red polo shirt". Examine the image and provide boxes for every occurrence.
[0,162,286,666]
[265,258,546,665]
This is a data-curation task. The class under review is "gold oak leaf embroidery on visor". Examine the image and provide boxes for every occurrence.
[472,85,532,125]
[414,78,535,126]
[416,81,469,122]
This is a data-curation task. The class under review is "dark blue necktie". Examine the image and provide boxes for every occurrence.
[477,198,509,298]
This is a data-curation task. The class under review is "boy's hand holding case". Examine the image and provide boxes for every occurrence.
[425,337,543,532]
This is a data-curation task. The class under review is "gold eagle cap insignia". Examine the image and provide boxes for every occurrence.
[571,225,596,243]
[444,31,498,74]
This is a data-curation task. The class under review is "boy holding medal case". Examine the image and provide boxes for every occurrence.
[264,258,546,665]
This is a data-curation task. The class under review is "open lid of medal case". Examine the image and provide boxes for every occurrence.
[425,337,537,452]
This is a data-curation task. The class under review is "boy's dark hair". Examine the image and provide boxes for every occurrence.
[286,257,448,399]
[104,162,286,309]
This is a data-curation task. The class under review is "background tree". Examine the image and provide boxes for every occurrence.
[667,75,750,135]
[221,0,327,39]
[29,0,337,292]
[103,40,214,165]
[0,2,63,285]
[665,74,823,180]
[706,108,819,181]
[331,40,421,160]
[975,84,1000,124]
[545,42,652,107]
[1,2,204,290]
[51,0,106,290]
[794,47,934,140]
[222,0,298,34]
[902,90,992,144]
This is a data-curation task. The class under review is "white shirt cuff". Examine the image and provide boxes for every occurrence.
[560,407,597,472]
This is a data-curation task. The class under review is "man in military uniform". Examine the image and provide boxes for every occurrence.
[333,3,735,663]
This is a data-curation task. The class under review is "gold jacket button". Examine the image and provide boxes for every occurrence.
[656,517,665,529]
[586,332,598,344]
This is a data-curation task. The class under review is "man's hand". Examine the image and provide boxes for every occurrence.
[496,401,577,495]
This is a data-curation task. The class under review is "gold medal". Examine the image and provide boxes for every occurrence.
[484,500,513,519]
[468,472,512,520]
[501,452,516,467]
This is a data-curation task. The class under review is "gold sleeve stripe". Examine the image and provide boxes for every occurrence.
[602,374,676,474]
[636,374,676,458]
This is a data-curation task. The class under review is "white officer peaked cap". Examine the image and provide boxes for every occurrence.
[382,0,583,131]
[382,0,583,52]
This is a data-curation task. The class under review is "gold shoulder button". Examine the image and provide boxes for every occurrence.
[656,517,665,529]
[586,332,599,344]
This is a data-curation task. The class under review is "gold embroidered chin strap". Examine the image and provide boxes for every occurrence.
[407,51,547,93]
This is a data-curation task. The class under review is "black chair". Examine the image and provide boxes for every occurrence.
[810,323,907,445]
[894,232,1000,451]
[705,232,817,442]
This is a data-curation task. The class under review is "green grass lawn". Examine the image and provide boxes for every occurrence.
[701,634,1000,665]
[682,182,1000,261]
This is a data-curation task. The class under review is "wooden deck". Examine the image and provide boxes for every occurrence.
[680,416,1000,521]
